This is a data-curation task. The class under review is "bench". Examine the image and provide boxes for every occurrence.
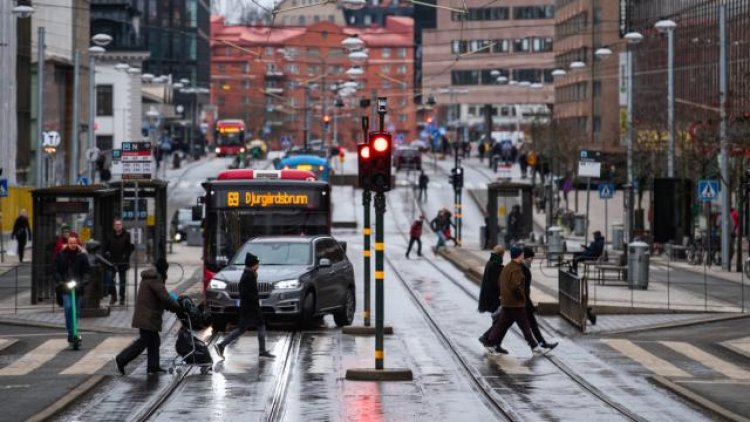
[581,251,627,285]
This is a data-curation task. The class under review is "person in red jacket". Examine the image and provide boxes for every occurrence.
[406,216,425,259]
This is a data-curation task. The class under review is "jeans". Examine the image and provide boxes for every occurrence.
[110,268,128,301]
[117,329,161,371]
[219,319,267,353]
[406,237,422,257]
[62,293,82,340]
[436,231,446,248]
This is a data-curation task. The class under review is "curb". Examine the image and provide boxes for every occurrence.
[0,317,137,334]
[650,375,750,422]
[25,375,107,422]
[602,313,750,336]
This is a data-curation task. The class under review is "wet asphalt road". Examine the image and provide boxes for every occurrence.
[48,157,717,421]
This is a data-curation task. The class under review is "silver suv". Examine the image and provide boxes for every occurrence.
[205,236,355,329]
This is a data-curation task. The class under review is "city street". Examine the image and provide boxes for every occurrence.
[1,156,747,421]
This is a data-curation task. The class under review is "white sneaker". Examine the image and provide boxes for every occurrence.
[531,346,545,356]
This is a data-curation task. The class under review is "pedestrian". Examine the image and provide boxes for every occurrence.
[52,224,76,259]
[480,246,542,355]
[441,209,458,246]
[53,235,91,347]
[527,151,538,183]
[11,209,31,263]
[215,252,276,360]
[521,247,557,350]
[115,267,182,375]
[505,205,523,246]
[478,245,504,354]
[418,171,429,202]
[406,216,425,258]
[519,151,528,179]
[572,230,605,273]
[478,142,487,163]
[102,218,134,306]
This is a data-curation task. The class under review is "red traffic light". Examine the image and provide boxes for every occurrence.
[323,115,331,123]
[372,136,389,152]
[359,145,371,159]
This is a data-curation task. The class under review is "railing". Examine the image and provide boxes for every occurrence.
[558,268,588,333]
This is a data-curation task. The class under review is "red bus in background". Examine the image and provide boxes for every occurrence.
[199,169,332,289]
[214,119,246,156]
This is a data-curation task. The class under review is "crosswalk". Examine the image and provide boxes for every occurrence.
[0,336,132,376]
[603,338,750,380]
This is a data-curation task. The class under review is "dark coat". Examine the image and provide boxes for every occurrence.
[478,252,503,313]
[418,173,429,188]
[11,216,31,242]
[499,260,526,308]
[521,263,535,312]
[238,268,263,325]
[53,247,91,295]
[583,236,605,258]
[103,230,134,269]
[132,268,180,332]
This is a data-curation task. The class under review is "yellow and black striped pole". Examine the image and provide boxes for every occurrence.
[362,190,371,327]
[374,191,386,369]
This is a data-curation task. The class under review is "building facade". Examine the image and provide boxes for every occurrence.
[421,0,555,138]
[211,16,416,148]
[553,0,623,151]
[343,0,413,27]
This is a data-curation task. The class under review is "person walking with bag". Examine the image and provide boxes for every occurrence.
[478,245,506,353]
[406,216,425,259]
[215,253,275,360]
[115,267,181,375]
[11,209,31,263]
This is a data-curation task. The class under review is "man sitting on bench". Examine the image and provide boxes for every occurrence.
[572,230,605,273]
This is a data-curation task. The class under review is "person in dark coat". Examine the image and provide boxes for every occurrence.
[11,209,31,263]
[406,216,425,259]
[417,171,429,202]
[521,247,557,350]
[215,253,275,360]
[573,230,605,272]
[102,218,134,305]
[53,235,91,345]
[478,245,504,314]
[115,267,181,375]
[505,205,523,246]
[481,246,542,355]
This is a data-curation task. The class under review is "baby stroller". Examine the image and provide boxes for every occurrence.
[170,296,214,375]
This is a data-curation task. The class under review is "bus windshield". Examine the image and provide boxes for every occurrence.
[217,131,243,146]
[231,241,312,266]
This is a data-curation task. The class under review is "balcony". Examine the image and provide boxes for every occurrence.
[265,69,286,79]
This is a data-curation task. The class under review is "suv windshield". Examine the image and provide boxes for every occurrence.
[232,241,311,266]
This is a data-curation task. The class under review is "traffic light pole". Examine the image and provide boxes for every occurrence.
[374,190,385,369]
[453,140,463,246]
[362,116,371,327]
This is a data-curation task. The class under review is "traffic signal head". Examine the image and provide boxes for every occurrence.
[357,143,372,190]
[450,167,464,189]
[368,132,392,192]
[323,115,331,130]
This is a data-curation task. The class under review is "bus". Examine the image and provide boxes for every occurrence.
[275,154,331,182]
[214,119,246,156]
[199,169,332,288]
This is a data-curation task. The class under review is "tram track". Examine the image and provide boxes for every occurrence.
[385,187,647,422]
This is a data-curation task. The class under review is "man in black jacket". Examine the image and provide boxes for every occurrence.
[521,247,557,350]
[215,253,275,360]
[103,219,134,305]
[53,235,91,346]
[11,209,31,263]
[478,245,506,354]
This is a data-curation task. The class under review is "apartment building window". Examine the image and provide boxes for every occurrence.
[470,39,492,54]
[217,63,226,73]
[399,114,407,123]
[451,40,465,54]
[557,12,587,39]
[298,16,306,25]
[397,64,407,74]
[218,96,225,106]
[399,97,408,107]
[314,15,320,23]
[307,64,321,75]
[244,80,251,89]
[364,14,372,25]
[514,38,530,53]
[225,47,232,56]
[513,5,554,20]
[307,48,320,57]
[288,80,299,89]
[533,37,553,52]
[285,63,300,74]
[398,48,407,58]
[452,7,509,21]
[493,39,511,53]
[289,97,298,107]
[328,15,335,22]
[481,69,507,85]
[381,80,391,89]
[382,47,391,58]
[451,70,480,85]
[96,85,113,116]
[244,97,251,106]
[382,64,391,74]
[244,63,251,73]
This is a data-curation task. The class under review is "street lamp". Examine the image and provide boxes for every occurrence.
[594,47,613,59]
[496,75,508,84]
[11,5,34,18]
[348,50,368,65]
[569,60,586,70]
[551,68,567,77]
[340,0,366,10]
[342,34,365,51]
[114,62,130,72]
[655,18,677,177]
[346,65,364,79]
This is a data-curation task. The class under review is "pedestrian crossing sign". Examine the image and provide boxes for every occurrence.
[0,179,7,198]
[598,183,615,200]
[698,180,719,202]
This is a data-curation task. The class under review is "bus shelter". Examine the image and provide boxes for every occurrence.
[486,181,534,249]
[108,180,168,265]
[31,185,118,309]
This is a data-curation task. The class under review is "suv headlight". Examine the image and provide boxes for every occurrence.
[209,279,227,290]
[274,279,300,290]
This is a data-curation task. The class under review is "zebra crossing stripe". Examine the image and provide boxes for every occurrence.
[661,341,750,380]
[722,336,750,359]
[61,337,132,375]
[603,339,690,378]
[0,339,69,376]
[0,338,17,353]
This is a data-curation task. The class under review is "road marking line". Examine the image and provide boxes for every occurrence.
[722,336,750,360]
[178,181,190,189]
[603,339,690,378]
[0,339,69,376]
[661,341,750,380]
[60,337,132,375]
[0,338,17,353]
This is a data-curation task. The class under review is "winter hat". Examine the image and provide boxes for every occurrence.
[510,245,523,259]
[245,252,260,267]
[523,246,535,259]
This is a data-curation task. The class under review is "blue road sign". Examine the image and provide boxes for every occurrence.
[598,183,615,200]
[77,176,90,186]
[0,179,7,198]
[698,179,719,202]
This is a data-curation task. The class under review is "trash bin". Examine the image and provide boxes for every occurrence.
[186,222,203,247]
[628,241,650,290]
[547,226,564,265]
[612,223,624,251]
[574,214,586,236]
[480,225,499,249]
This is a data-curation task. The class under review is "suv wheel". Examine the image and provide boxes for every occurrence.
[333,288,355,327]
[298,291,315,328]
